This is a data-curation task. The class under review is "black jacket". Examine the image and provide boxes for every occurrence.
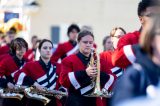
[111,45,160,106]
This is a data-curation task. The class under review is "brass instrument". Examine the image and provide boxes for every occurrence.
[5,18,24,34]
[0,85,26,100]
[24,86,68,105]
[84,49,113,98]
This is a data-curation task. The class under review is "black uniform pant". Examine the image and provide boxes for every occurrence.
[2,97,26,106]
[65,93,96,106]
[26,97,57,106]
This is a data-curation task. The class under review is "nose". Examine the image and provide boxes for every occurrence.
[20,50,25,54]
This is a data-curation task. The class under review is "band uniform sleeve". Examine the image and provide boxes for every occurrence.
[99,55,115,90]
[15,63,34,86]
[0,58,7,77]
[60,58,73,88]
[117,34,130,49]
[112,45,136,69]
[53,63,62,90]
[60,57,92,90]
[73,71,91,87]
[0,58,8,88]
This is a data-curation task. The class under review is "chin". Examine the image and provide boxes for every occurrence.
[83,51,90,55]
[18,56,23,60]
[44,57,51,59]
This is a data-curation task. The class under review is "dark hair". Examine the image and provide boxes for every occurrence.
[67,24,80,36]
[138,0,160,16]
[7,27,16,35]
[103,36,111,46]
[140,14,160,57]
[110,27,126,37]
[77,30,94,42]
[10,37,28,54]
[38,39,53,50]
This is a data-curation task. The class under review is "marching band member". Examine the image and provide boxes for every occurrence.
[0,37,28,106]
[100,27,126,79]
[0,18,23,56]
[60,30,115,106]
[112,0,160,69]
[24,35,38,61]
[15,39,63,106]
[51,24,80,63]
[111,13,160,106]
[0,28,16,56]
[111,44,137,69]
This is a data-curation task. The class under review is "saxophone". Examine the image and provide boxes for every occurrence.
[24,86,68,105]
[84,49,113,98]
[0,85,26,100]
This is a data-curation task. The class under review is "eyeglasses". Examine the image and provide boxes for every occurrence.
[113,35,123,38]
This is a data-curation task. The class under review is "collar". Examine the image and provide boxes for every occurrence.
[12,54,25,68]
[39,57,51,72]
[77,51,91,66]
[69,40,77,47]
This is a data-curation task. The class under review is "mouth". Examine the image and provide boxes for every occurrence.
[85,48,91,50]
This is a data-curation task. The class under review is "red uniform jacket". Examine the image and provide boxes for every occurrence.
[112,31,140,68]
[100,51,124,79]
[51,41,78,63]
[60,52,114,106]
[100,51,114,74]
[24,48,36,61]
[0,45,10,56]
[15,60,61,90]
[14,59,62,106]
[0,54,10,63]
[117,31,140,49]
[112,45,137,68]
[0,54,26,88]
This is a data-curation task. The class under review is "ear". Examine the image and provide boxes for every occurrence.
[139,16,145,24]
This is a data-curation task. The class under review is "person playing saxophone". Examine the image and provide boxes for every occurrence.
[0,37,29,106]
[14,39,66,106]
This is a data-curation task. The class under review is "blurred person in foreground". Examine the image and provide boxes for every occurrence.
[112,0,160,69]
[111,14,160,106]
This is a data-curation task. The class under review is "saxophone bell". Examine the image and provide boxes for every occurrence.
[0,86,25,100]
[24,87,51,106]
[24,86,68,105]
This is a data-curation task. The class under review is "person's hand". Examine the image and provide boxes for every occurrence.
[7,82,15,89]
[33,82,46,91]
[14,85,27,90]
[54,94,63,100]
[86,65,97,78]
